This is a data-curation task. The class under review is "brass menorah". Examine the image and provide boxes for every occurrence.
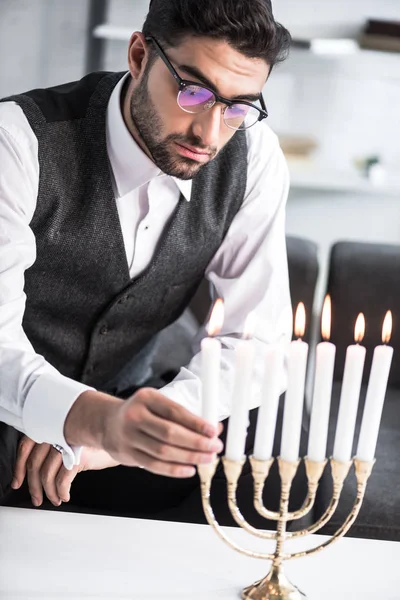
[198,455,374,600]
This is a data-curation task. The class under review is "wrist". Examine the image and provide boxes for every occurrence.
[63,390,123,449]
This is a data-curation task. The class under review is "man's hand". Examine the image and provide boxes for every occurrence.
[64,388,225,479]
[11,437,118,507]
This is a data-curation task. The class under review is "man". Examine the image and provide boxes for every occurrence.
[0,0,296,523]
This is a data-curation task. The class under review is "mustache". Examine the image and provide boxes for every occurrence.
[165,133,217,158]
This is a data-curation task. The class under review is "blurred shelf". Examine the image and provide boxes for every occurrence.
[93,24,132,41]
[92,24,400,80]
[288,160,400,197]
[94,25,400,58]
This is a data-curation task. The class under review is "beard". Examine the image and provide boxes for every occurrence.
[130,72,217,180]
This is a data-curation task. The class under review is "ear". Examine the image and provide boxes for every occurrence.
[127,32,151,79]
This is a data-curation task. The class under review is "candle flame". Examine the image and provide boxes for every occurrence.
[243,312,256,340]
[321,295,331,341]
[354,313,365,343]
[207,298,224,337]
[294,302,306,339]
[382,311,392,344]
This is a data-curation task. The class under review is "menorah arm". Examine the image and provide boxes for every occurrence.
[250,457,327,523]
[285,458,328,521]
[286,457,352,539]
[197,459,276,560]
[286,459,375,560]
[248,456,280,520]
[223,457,278,540]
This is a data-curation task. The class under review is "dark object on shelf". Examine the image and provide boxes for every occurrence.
[364,19,400,38]
[360,19,400,53]
[291,39,313,50]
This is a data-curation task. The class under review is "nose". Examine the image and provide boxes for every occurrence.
[192,104,223,150]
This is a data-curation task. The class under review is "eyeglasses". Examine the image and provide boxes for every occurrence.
[145,36,268,131]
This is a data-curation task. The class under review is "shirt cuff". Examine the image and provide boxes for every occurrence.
[22,372,95,471]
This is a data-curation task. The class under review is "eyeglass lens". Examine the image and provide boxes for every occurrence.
[178,85,259,130]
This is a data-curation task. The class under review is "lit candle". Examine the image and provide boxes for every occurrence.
[201,299,224,428]
[356,311,394,462]
[333,314,366,463]
[307,296,336,462]
[280,303,309,462]
[225,314,256,462]
[253,343,285,461]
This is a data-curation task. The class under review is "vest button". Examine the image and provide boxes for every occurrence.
[100,325,109,335]
[118,295,130,305]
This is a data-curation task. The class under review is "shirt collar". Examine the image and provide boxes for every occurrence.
[106,72,192,202]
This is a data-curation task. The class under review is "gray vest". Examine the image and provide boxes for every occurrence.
[1,72,247,390]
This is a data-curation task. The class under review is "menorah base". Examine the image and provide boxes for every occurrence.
[242,565,307,600]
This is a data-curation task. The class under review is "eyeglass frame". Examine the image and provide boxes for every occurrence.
[145,36,269,129]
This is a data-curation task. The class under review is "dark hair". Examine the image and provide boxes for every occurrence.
[143,0,291,68]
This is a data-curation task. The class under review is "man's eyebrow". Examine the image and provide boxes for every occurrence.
[178,64,261,103]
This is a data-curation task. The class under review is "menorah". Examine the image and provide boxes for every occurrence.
[198,454,374,600]
[198,297,392,598]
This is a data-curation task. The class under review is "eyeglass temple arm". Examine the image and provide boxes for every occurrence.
[145,36,182,85]
[259,93,268,117]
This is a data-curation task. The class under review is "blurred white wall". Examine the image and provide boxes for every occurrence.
[0,0,87,95]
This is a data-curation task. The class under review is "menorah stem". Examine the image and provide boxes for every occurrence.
[273,481,291,568]
[242,461,308,600]
[271,458,300,568]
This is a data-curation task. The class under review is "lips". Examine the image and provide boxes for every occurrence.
[175,142,212,163]
[179,143,211,156]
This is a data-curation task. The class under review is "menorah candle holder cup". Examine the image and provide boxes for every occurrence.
[197,455,374,600]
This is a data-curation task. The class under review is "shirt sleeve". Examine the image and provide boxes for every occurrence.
[161,124,292,421]
[0,103,93,469]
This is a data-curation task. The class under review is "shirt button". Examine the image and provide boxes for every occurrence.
[100,325,109,335]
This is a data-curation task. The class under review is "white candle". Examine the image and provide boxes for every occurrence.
[225,339,256,461]
[201,299,224,428]
[201,337,221,427]
[308,296,336,462]
[357,311,394,462]
[308,342,336,462]
[253,344,284,461]
[280,303,309,462]
[333,314,366,463]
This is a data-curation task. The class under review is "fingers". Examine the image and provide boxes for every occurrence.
[138,410,224,456]
[39,448,67,506]
[131,448,197,478]
[12,436,36,489]
[26,443,53,506]
[55,465,79,503]
[144,391,220,438]
[132,429,219,467]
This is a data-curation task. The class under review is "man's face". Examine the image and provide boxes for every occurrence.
[130,36,270,180]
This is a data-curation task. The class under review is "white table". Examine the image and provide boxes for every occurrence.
[0,506,399,599]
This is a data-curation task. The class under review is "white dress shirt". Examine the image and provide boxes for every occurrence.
[0,73,292,469]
